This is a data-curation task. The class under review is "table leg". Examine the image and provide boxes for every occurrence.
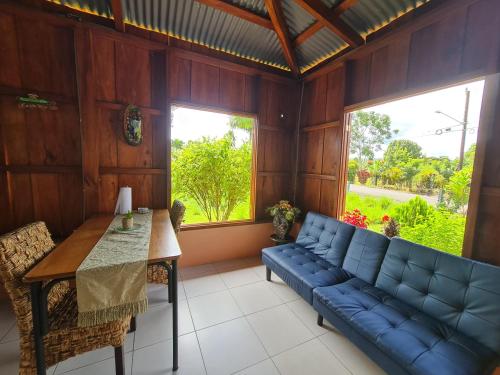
[172,259,178,371]
[31,282,46,375]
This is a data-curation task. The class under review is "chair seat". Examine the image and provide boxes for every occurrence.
[313,278,497,375]
[262,244,351,304]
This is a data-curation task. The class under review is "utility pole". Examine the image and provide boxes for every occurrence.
[458,88,470,170]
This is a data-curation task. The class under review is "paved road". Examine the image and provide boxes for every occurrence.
[349,184,439,205]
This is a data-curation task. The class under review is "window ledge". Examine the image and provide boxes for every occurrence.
[180,219,272,231]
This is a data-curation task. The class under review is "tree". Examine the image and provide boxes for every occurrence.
[384,140,422,167]
[463,144,476,168]
[347,159,359,183]
[229,116,253,135]
[350,111,395,166]
[172,132,252,222]
[382,167,404,187]
[413,167,445,193]
[445,166,472,214]
[368,160,385,186]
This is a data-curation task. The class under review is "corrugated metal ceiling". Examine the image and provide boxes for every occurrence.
[48,0,431,74]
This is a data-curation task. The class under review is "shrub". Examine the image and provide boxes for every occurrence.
[357,169,370,184]
[400,210,465,256]
[413,167,445,193]
[393,196,434,228]
[348,159,359,183]
[445,166,472,214]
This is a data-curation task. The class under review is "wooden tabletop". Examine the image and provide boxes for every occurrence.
[24,209,181,283]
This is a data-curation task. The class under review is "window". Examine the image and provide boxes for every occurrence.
[170,105,255,225]
[344,80,484,256]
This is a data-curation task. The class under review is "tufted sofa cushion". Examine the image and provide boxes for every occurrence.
[296,212,355,266]
[313,278,497,375]
[262,243,351,304]
[376,237,500,355]
[342,228,390,284]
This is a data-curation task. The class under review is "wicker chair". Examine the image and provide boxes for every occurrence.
[147,200,186,285]
[0,222,130,375]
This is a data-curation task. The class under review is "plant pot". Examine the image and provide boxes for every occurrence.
[122,217,134,230]
[273,214,293,240]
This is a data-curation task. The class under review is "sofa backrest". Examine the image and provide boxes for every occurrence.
[342,228,390,284]
[296,212,355,266]
[376,237,500,354]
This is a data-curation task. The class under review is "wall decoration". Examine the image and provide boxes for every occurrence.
[123,105,143,146]
[17,94,57,110]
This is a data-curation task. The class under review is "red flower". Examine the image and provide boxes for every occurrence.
[343,209,368,229]
[382,215,390,223]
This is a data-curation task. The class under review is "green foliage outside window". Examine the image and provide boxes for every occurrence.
[171,115,253,224]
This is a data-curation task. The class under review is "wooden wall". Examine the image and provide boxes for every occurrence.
[0,11,83,238]
[296,0,500,264]
[296,66,346,217]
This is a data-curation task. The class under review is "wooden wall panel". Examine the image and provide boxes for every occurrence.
[407,8,467,89]
[93,35,116,102]
[0,11,82,237]
[220,69,245,112]
[190,61,220,107]
[169,55,191,101]
[300,130,324,174]
[0,12,21,88]
[115,43,152,107]
[298,66,346,217]
[461,0,500,73]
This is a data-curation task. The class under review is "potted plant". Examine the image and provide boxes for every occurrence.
[266,200,301,240]
[122,210,134,230]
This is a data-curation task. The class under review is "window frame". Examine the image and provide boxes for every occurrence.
[338,76,487,257]
[168,101,258,229]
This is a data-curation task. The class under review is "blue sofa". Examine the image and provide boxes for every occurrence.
[262,212,500,375]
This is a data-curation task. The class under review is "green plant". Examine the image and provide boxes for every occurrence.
[382,167,404,187]
[400,210,465,256]
[413,167,445,193]
[266,200,300,222]
[393,196,434,227]
[445,166,472,214]
[125,210,133,219]
[348,159,359,183]
[172,132,252,222]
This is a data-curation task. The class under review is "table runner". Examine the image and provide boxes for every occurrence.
[76,211,152,327]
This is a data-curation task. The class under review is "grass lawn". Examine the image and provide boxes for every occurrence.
[345,192,400,233]
[174,196,252,225]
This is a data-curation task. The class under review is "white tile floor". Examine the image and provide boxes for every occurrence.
[0,257,386,375]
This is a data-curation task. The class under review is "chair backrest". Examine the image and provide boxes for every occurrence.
[342,227,390,284]
[170,200,186,234]
[296,212,355,266]
[376,237,500,355]
[0,222,55,334]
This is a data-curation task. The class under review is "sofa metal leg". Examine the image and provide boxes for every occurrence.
[317,314,323,327]
[114,346,125,375]
[266,267,271,281]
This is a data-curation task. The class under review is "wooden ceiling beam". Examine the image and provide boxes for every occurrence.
[110,0,125,32]
[264,0,300,77]
[194,0,274,30]
[294,0,363,47]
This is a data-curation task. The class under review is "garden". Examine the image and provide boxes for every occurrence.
[345,110,476,256]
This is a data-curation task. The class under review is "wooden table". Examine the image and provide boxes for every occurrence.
[24,209,182,375]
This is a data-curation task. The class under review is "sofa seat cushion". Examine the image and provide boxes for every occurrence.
[313,278,497,375]
[262,243,351,304]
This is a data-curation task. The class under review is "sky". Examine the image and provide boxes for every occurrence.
[354,79,485,159]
